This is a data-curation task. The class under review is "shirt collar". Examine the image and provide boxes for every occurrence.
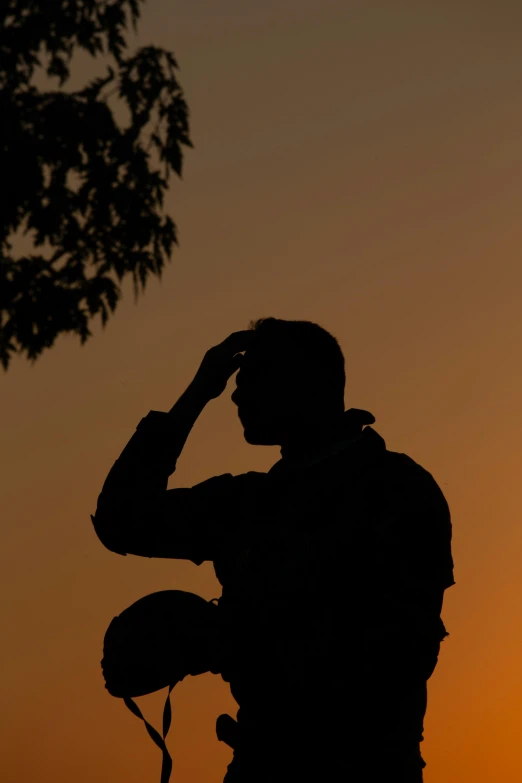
[269,408,377,476]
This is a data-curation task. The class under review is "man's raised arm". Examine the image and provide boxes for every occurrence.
[90,331,255,562]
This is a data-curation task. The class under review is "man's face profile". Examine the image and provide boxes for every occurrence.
[231,340,296,446]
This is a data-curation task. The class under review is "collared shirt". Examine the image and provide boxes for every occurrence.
[92,406,454,632]
[91,407,454,774]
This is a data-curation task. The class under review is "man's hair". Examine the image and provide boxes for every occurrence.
[248,317,346,405]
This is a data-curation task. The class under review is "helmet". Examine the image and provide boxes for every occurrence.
[102,589,220,783]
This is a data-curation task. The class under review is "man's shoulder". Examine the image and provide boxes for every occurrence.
[367,448,451,532]
[348,439,449,513]
[374,446,441,487]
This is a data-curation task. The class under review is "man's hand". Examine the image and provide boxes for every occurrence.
[190,330,255,401]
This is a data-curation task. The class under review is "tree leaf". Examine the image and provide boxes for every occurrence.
[1,1,192,371]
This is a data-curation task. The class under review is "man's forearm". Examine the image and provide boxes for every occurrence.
[99,382,209,485]
[164,379,211,462]
[91,382,210,554]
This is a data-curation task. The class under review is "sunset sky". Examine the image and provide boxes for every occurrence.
[3,1,522,780]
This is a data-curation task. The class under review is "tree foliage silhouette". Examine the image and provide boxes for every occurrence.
[0,0,192,371]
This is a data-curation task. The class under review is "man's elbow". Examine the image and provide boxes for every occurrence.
[90,512,128,556]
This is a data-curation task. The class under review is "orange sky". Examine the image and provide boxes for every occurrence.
[3,1,522,780]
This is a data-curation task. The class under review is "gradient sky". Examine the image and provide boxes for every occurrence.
[3,1,522,781]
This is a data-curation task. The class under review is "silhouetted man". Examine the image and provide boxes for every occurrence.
[91,318,454,783]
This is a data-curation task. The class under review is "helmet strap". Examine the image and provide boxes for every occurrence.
[123,683,176,783]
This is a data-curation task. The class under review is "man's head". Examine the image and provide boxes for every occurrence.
[231,317,346,446]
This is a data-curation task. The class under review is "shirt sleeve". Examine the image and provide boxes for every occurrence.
[90,410,264,565]
[373,456,454,588]
[361,454,455,640]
